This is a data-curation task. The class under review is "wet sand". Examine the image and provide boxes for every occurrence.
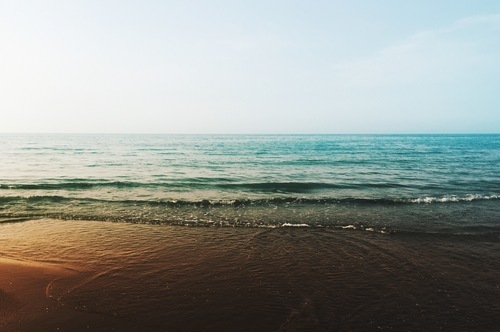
[1,219,499,331]
[0,258,151,331]
[0,258,69,323]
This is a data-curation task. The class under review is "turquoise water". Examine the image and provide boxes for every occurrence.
[1,134,499,234]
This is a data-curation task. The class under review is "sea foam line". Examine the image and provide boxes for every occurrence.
[408,194,499,204]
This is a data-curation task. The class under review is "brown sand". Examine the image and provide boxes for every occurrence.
[0,258,69,329]
[1,219,499,331]
[0,258,154,332]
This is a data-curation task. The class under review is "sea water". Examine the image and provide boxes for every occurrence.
[1,134,499,234]
[1,134,500,330]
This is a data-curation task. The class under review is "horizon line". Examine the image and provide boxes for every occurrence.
[1,132,499,136]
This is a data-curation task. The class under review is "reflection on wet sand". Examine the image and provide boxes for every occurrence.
[0,257,71,329]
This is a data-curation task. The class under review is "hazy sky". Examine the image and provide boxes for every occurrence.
[1,1,499,134]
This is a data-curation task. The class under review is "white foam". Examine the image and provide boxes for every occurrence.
[409,194,499,204]
[339,225,356,229]
[281,223,310,227]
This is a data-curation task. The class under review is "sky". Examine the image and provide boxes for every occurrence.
[1,1,499,134]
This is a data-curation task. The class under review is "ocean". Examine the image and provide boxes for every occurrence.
[1,134,499,331]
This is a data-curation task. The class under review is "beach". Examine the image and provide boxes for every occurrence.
[1,134,499,330]
[1,218,499,331]
[0,257,145,331]
[3,0,500,326]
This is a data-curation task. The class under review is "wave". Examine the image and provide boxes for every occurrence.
[0,193,498,206]
[2,179,498,198]
[1,193,499,236]
[0,181,151,190]
[407,194,500,203]
[0,180,417,192]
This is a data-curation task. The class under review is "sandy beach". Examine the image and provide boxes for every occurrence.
[1,218,499,331]
[0,257,154,331]
[0,257,71,330]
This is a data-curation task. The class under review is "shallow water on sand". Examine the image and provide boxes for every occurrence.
[1,219,499,331]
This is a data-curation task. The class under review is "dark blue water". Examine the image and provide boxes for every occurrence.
[1,134,499,234]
